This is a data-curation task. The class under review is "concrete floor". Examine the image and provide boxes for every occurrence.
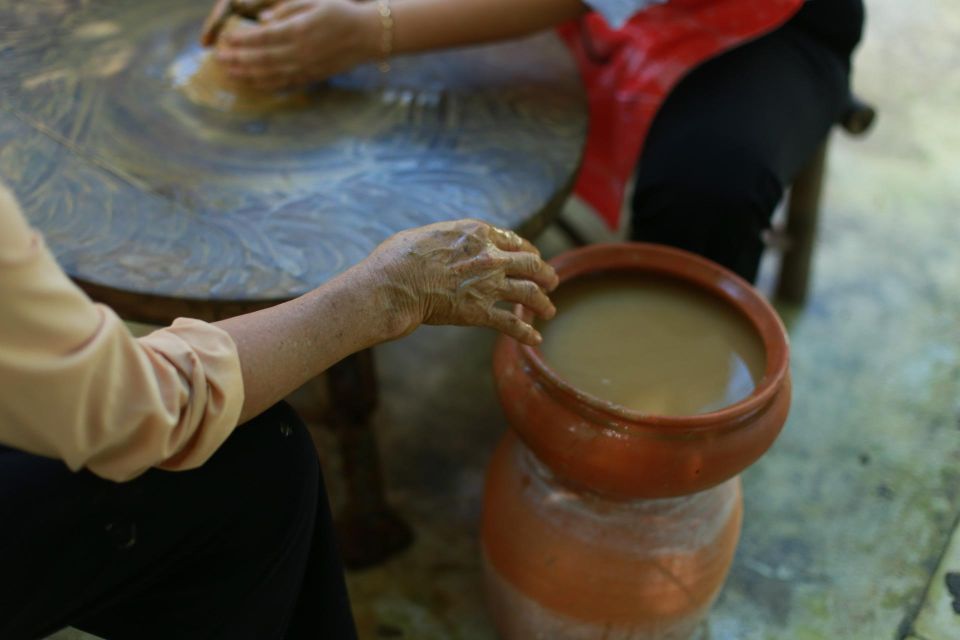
[51,0,960,638]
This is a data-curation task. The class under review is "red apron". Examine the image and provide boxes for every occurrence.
[558,0,804,229]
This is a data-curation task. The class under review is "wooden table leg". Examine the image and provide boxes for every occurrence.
[325,349,414,569]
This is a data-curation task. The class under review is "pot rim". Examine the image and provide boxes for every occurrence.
[515,242,790,431]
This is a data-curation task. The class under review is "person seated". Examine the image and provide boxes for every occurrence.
[204,0,864,282]
[0,180,557,639]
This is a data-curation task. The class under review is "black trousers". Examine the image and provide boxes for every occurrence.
[630,0,865,282]
[0,403,357,640]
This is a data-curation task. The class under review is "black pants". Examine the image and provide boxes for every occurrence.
[630,0,865,282]
[0,403,357,640]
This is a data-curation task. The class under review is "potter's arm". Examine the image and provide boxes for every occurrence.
[206,0,664,87]
[216,220,557,425]
[206,0,590,87]
[383,0,589,55]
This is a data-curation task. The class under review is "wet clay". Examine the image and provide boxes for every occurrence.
[539,273,766,416]
[173,17,307,113]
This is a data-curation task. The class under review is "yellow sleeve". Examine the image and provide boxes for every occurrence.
[0,182,244,481]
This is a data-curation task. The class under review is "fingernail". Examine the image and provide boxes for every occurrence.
[532,331,543,345]
[261,10,273,20]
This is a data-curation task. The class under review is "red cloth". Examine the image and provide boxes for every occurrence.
[558,0,804,229]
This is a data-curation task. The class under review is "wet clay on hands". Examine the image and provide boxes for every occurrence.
[366,220,559,346]
[180,15,307,113]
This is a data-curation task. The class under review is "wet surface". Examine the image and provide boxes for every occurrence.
[0,0,584,301]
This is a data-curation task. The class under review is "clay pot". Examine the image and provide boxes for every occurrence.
[481,243,791,639]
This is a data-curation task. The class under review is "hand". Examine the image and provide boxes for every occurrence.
[200,0,232,46]
[363,220,559,346]
[213,0,380,90]
[200,0,281,46]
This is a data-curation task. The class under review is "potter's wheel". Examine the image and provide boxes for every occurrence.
[0,0,586,301]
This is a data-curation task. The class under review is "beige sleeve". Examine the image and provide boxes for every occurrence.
[0,183,244,482]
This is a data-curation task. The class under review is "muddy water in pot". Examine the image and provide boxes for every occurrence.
[539,273,766,415]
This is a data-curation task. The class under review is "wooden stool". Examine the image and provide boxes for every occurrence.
[774,95,877,303]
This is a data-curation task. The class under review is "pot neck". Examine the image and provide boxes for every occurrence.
[516,437,737,510]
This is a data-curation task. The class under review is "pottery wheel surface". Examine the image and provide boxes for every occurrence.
[0,0,586,301]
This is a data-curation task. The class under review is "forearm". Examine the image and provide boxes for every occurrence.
[388,0,588,54]
[216,263,395,424]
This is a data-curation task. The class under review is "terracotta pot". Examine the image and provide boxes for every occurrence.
[481,243,791,639]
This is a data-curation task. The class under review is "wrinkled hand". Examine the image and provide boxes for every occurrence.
[210,0,379,90]
[365,220,559,346]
